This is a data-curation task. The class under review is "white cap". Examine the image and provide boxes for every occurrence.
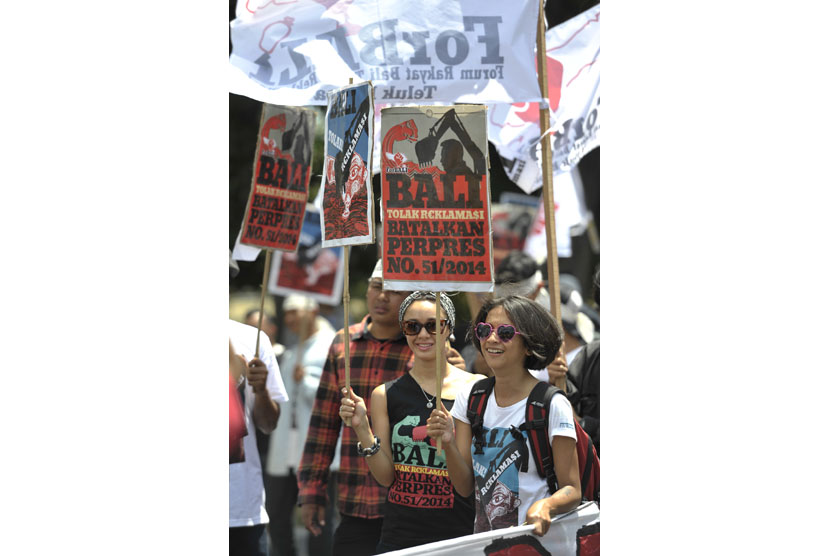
[283,294,318,312]
[370,259,383,279]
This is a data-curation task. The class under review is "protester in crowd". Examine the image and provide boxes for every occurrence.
[339,291,487,553]
[296,260,413,556]
[565,267,600,455]
[229,250,290,556]
[265,295,337,556]
[464,251,568,384]
[426,296,581,537]
[229,317,289,556]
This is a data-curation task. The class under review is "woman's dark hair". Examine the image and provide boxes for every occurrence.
[467,295,564,370]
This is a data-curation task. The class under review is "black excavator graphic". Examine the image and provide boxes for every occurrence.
[414,108,487,175]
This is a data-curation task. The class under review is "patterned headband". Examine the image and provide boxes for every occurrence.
[398,291,456,331]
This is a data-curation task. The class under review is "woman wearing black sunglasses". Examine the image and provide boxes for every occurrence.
[339,291,487,553]
[426,295,582,537]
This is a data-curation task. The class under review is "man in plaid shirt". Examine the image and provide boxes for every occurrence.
[298,261,412,555]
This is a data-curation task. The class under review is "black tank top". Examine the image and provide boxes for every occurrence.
[379,372,475,549]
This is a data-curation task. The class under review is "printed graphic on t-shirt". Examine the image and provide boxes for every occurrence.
[389,414,454,509]
[472,427,524,532]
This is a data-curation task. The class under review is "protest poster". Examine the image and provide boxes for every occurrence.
[229,0,541,106]
[490,192,539,270]
[380,105,493,292]
[240,104,316,251]
[268,205,344,306]
[383,501,600,556]
[489,5,600,193]
[321,81,375,247]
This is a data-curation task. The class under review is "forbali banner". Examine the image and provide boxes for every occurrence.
[321,81,375,247]
[384,501,599,556]
[268,205,345,305]
[229,0,542,106]
[490,5,600,194]
[241,104,316,251]
[380,105,493,292]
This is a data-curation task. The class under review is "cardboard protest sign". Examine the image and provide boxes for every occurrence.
[268,205,345,305]
[321,82,375,247]
[490,192,539,270]
[241,104,316,251]
[380,105,493,292]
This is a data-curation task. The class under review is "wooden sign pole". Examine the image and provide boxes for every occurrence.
[342,77,354,395]
[255,250,273,356]
[435,291,444,452]
[343,246,351,392]
[536,0,566,391]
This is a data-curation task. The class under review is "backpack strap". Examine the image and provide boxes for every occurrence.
[519,382,560,494]
[580,430,595,500]
[466,377,495,455]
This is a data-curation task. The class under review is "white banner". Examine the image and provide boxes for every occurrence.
[490,4,600,193]
[229,0,542,106]
[385,501,599,556]
[522,169,590,260]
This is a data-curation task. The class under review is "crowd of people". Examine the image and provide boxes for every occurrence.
[229,253,600,556]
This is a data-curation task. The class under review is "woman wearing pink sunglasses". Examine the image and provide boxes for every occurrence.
[339,291,487,553]
[426,295,582,537]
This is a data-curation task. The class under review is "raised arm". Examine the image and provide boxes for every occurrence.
[339,385,396,487]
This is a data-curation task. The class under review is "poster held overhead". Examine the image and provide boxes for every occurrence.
[241,104,316,252]
[321,81,375,247]
[380,105,494,293]
[238,103,315,351]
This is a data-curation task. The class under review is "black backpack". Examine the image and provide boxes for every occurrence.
[466,377,599,502]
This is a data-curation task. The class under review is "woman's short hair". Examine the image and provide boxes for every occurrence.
[468,295,563,369]
[398,291,456,330]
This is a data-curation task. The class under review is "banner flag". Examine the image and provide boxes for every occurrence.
[241,104,316,251]
[380,105,493,293]
[268,205,345,305]
[384,501,599,555]
[521,169,590,261]
[321,81,375,247]
[229,0,542,106]
[489,5,600,193]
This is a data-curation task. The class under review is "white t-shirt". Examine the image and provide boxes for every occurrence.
[451,380,576,532]
[229,319,289,528]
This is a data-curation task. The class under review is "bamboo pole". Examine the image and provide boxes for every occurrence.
[343,78,354,394]
[536,0,565,391]
[343,246,351,392]
[255,250,273,356]
[435,291,444,452]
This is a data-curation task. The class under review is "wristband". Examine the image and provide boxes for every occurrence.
[356,435,381,457]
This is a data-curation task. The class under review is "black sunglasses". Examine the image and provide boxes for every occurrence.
[475,322,524,343]
[402,319,448,336]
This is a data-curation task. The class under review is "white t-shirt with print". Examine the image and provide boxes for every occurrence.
[451,381,576,532]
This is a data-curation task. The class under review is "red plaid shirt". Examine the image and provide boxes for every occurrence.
[298,315,412,519]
